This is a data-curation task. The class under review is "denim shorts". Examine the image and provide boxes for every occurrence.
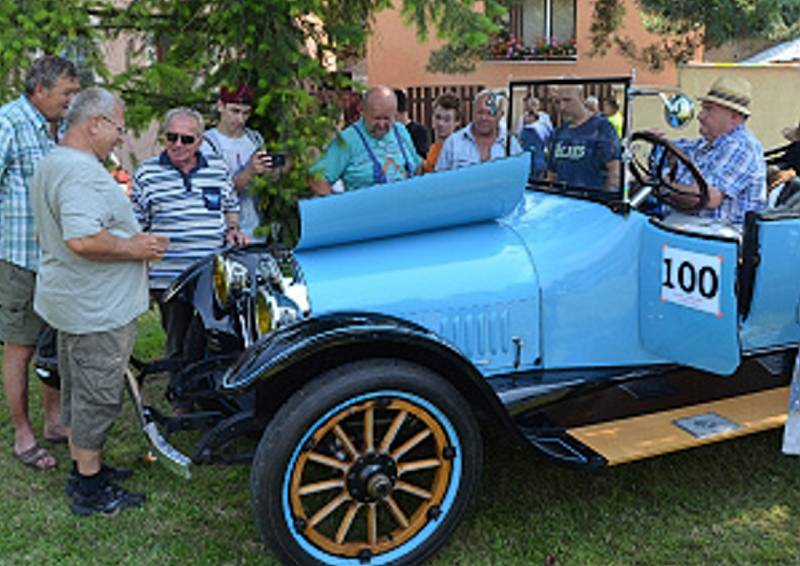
[0,260,45,345]
[58,321,137,450]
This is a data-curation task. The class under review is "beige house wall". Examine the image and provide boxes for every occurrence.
[631,64,800,149]
[366,0,693,90]
[677,64,800,150]
[100,0,163,170]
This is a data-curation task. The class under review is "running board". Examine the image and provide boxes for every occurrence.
[567,386,789,466]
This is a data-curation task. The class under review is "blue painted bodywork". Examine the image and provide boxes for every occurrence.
[297,156,528,250]
[639,222,740,374]
[741,215,800,350]
[293,155,693,378]
[230,154,800,396]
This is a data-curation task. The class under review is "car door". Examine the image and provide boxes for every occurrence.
[638,218,740,374]
[740,210,800,351]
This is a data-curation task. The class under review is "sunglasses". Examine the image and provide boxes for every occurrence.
[165,132,197,145]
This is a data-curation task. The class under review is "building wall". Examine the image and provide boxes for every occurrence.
[676,64,800,150]
[366,0,694,90]
[100,30,162,171]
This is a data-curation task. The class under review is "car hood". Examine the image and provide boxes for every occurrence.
[296,154,529,251]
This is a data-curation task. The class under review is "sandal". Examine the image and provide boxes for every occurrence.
[44,434,68,445]
[13,444,57,471]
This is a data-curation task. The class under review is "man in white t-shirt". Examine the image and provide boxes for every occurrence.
[201,84,282,241]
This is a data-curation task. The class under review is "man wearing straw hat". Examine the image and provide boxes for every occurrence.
[667,76,766,224]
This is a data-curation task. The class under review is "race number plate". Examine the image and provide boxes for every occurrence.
[661,245,722,316]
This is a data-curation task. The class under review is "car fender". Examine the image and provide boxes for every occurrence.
[220,312,518,430]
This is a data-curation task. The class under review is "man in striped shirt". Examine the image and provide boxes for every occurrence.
[0,56,79,470]
[132,108,246,381]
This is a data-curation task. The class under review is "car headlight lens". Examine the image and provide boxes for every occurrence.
[212,255,248,308]
[254,289,278,337]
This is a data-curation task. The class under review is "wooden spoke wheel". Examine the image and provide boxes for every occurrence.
[251,359,482,565]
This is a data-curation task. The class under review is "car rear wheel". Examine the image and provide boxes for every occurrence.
[251,359,482,565]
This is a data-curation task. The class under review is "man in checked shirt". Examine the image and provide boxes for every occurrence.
[659,76,766,224]
[0,56,79,471]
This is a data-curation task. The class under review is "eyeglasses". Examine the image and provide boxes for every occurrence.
[99,115,126,136]
[165,132,197,145]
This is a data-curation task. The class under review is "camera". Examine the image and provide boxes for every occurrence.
[262,152,286,168]
[270,153,287,168]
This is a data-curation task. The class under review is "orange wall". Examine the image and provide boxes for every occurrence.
[366,0,694,89]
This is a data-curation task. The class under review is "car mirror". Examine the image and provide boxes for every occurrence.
[661,93,695,129]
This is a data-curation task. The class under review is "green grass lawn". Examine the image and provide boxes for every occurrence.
[1,309,799,565]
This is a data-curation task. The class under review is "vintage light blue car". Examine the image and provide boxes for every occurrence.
[142,77,798,565]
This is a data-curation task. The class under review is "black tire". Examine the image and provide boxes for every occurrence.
[251,358,482,565]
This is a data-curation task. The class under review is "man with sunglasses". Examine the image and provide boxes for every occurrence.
[132,108,246,403]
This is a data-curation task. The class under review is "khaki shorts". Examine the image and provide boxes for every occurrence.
[0,260,45,345]
[58,321,137,451]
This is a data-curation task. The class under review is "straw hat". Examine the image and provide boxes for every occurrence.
[697,76,752,117]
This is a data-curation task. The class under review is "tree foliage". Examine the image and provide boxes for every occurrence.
[0,0,502,243]
[0,0,107,100]
[590,0,800,71]
[2,0,799,240]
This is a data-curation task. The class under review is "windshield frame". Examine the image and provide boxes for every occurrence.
[507,76,632,203]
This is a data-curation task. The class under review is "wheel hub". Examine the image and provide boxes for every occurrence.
[346,453,397,502]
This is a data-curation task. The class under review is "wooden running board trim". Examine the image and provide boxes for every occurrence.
[567,386,789,466]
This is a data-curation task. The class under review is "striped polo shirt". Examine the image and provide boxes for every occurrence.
[132,151,239,290]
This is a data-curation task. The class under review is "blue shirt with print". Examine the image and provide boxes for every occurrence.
[547,114,621,190]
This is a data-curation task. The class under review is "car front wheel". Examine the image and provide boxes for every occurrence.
[251,358,482,565]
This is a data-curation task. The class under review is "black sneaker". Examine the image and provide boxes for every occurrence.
[70,482,145,517]
[65,465,134,497]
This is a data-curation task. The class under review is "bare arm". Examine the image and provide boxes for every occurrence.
[66,229,168,262]
[233,164,258,192]
[769,167,797,189]
[233,151,269,192]
[605,159,621,190]
[224,211,240,232]
[667,182,725,209]
[223,211,249,246]
[310,177,333,196]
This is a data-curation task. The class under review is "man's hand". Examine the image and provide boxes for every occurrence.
[643,128,668,140]
[310,176,333,196]
[249,150,272,176]
[225,230,249,247]
[131,233,169,261]
[769,167,796,189]
[234,151,289,191]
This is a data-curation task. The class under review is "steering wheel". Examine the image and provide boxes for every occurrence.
[628,131,709,211]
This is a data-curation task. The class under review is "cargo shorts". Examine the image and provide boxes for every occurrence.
[57,321,137,451]
[0,260,45,345]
